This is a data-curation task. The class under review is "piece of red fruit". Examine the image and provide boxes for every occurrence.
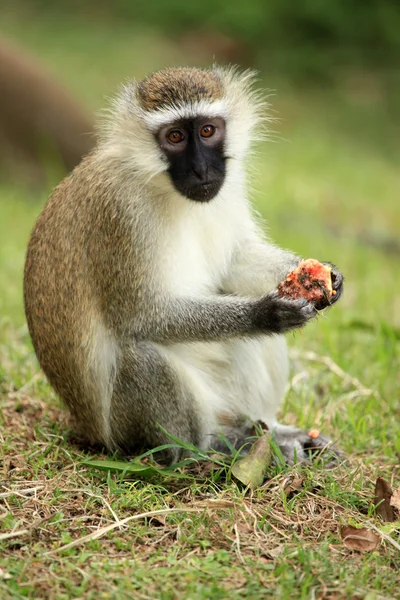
[308,429,321,439]
[277,258,336,304]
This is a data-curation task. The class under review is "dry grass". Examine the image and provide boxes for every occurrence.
[1,13,399,599]
[1,333,399,599]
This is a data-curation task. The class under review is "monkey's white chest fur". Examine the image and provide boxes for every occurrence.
[153,193,288,433]
[157,198,238,296]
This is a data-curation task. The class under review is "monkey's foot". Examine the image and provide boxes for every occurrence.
[272,424,343,466]
[208,417,259,455]
[207,420,342,466]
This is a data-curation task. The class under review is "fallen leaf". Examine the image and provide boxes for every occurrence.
[149,515,166,527]
[340,525,380,552]
[267,544,285,558]
[231,433,272,490]
[234,521,253,534]
[374,477,396,522]
[0,568,12,580]
[389,486,400,511]
[283,475,304,495]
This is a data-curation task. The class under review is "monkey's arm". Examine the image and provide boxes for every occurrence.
[133,293,316,344]
[222,232,300,297]
[222,233,344,308]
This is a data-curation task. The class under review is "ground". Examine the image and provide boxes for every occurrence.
[1,14,400,600]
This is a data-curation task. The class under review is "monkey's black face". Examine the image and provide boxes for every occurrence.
[156,117,226,202]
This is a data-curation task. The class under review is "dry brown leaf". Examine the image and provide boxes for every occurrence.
[234,521,253,534]
[340,525,380,552]
[389,486,400,512]
[374,477,396,522]
[231,433,272,490]
[149,515,166,527]
[267,544,285,558]
[0,568,12,581]
[283,476,304,495]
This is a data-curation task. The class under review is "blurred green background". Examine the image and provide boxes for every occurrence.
[0,0,399,390]
[5,0,400,79]
[1,4,400,597]
[1,0,399,323]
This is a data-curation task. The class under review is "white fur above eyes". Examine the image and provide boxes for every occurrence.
[141,99,229,130]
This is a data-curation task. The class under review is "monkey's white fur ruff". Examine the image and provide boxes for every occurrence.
[91,66,293,448]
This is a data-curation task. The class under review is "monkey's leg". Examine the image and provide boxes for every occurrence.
[226,335,342,465]
[109,342,205,463]
[109,341,266,462]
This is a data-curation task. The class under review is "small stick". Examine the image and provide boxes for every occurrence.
[0,529,30,541]
[290,349,378,397]
[0,486,44,499]
[365,522,400,553]
[46,507,204,555]
[233,523,245,564]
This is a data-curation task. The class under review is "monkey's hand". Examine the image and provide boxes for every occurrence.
[314,262,344,311]
[252,291,317,335]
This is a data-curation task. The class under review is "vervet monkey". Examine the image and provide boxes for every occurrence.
[24,67,344,463]
[0,39,94,184]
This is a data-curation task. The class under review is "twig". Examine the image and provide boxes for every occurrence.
[9,372,42,397]
[0,485,44,499]
[290,349,378,397]
[197,499,235,509]
[0,529,30,541]
[337,389,378,402]
[365,522,400,553]
[46,507,203,555]
[0,513,68,543]
[83,491,122,529]
[289,371,309,388]
[233,523,245,564]
[242,505,261,540]
[268,520,291,540]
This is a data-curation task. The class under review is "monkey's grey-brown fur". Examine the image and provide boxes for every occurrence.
[24,66,343,463]
[138,67,223,111]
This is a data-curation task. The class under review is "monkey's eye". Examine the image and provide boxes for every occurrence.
[167,130,185,144]
[200,124,215,138]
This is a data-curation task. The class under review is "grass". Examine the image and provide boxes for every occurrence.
[1,13,400,600]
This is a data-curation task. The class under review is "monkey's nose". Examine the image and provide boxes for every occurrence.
[192,162,208,182]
